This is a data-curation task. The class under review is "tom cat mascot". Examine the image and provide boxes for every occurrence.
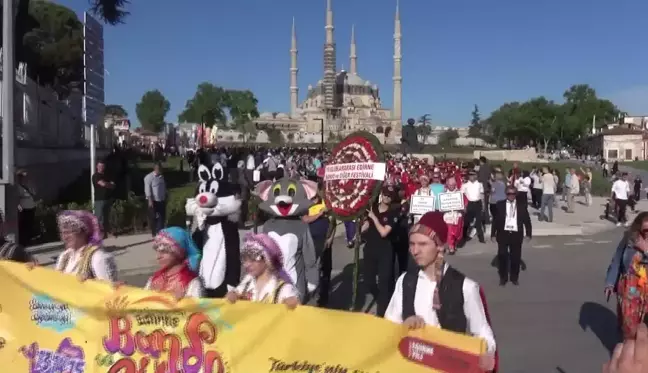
[185,163,242,298]
[255,178,320,302]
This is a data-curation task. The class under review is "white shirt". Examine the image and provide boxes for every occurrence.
[384,265,496,353]
[145,277,204,298]
[515,177,531,193]
[234,274,299,303]
[612,179,630,200]
[531,173,543,189]
[460,181,483,202]
[541,173,556,194]
[246,154,255,170]
[55,247,117,281]
[505,200,518,232]
[569,174,580,194]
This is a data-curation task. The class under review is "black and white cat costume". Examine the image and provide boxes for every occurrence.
[185,163,242,298]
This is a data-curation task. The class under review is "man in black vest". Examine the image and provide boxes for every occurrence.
[493,185,532,286]
[383,211,497,371]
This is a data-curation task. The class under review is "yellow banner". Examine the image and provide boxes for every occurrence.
[0,261,485,373]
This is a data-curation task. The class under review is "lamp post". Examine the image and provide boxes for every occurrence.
[316,118,324,150]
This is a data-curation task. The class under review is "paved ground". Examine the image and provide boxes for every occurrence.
[26,201,634,372]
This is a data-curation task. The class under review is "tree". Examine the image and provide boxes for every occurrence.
[266,128,284,144]
[178,82,228,127]
[105,104,128,118]
[438,129,459,146]
[468,105,482,139]
[416,114,432,143]
[560,84,619,145]
[136,90,170,133]
[227,89,260,141]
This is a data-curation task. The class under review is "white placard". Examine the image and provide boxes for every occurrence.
[409,195,436,215]
[438,192,465,212]
[324,162,386,181]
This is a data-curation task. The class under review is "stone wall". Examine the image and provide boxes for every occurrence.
[473,148,544,162]
[17,147,109,202]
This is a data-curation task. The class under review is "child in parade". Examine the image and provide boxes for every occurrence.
[443,177,466,254]
[145,227,204,298]
[226,233,300,308]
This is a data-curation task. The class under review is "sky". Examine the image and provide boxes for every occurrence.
[59,0,648,128]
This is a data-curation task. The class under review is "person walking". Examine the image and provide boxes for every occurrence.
[612,173,631,227]
[91,160,115,237]
[567,168,580,213]
[144,162,167,236]
[539,167,556,222]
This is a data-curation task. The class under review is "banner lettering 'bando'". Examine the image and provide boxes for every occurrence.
[0,262,485,373]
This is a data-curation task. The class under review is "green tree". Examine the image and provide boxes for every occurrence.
[105,104,128,117]
[136,90,170,133]
[178,82,228,127]
[519,97,560,152]
[438,129,459,146]
[560,84,619,145]
[227,89,260,141]
[468,104,482,138]
[416,114,432,143]
[266,128,284,144]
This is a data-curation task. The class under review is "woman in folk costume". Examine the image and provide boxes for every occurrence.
[384,211,498,372]
[54,210,117,281]
[145,227,203,298]
[226,233,300,308]
[444,177,467,254]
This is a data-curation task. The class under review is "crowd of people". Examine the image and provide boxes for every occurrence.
[6,143,648,372]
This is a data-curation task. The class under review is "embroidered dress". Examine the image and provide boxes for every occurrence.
[617,249,648,338]
[55,245,117,281]
[443,187,467,250]
[145,267,203,298]
[235,274,299,304]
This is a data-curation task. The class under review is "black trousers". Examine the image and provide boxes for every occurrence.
[616,198,628,223]
[363,242,394,316]
[318,244,332,307]
[497,232,523,282]
[531,189,542,208]
[18,208,35,246]
[463,201,484,241]
[516,191,529,210]
[148,200,166,236]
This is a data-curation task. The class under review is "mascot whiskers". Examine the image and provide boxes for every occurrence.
[186,163,242,298]
[255,178,319,302]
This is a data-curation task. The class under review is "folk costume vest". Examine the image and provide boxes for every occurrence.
[240,279,288,304]
[149,265,198,295]
[58,245,101,281]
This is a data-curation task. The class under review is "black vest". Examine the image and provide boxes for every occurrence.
[402,266,467,333]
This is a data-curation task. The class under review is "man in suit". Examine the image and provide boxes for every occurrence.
[493,185,532,286]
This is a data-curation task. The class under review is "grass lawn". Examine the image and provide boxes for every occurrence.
[625,160,648,171]
[484,160,610,197]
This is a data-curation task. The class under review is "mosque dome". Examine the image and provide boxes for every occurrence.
[345,73,366,86]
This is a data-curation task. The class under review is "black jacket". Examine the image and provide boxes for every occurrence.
[492,200,532,239]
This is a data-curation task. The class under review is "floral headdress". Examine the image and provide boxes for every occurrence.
[241,233,292,284]
[153,227,201,272]
[56,210,103,245]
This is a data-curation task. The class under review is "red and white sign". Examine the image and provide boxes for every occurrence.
[324,162,386,182]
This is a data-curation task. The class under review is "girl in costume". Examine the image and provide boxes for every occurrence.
[54,210,117,281]
[443,177,467,254]
[605,212,648,338]
[145,227,203,298]
[226,233,299,308]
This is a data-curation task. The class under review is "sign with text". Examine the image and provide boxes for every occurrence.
[410,195,436,215]
[438,192,465,212]
[324,162,386,181]
[0,261,485,373]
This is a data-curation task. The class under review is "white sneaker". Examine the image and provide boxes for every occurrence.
[625,222,630,227]
[616,222,622,227]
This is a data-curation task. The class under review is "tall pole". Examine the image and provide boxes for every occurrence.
[318,118,324,150]
[2,0,16,240]
[90,124,96,208]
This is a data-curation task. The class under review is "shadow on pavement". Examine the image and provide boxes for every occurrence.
[328,260,368,311]
[578,301,620,355]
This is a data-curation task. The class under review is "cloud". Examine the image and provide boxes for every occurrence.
[604,85,648,115]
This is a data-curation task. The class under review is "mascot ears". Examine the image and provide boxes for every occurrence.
[254,180,274,201]
[254,179,320,201]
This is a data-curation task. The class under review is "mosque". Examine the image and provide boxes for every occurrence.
[253,0,403,143]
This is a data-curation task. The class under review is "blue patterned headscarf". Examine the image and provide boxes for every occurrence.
[153,227,201,272]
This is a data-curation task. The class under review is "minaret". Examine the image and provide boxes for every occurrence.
[290,17,299,117]
[349,24,357,75]
[322,0,336,110]
[392,0,402,123]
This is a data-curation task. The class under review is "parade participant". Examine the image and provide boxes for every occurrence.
[493,185,532,286]
[384,211,497,371]
[255,177,319,302]
[605,212,648,339]
[54,210,117,281]
[226,233,300,308]
[410,175,432,223]
[362,187,398,317]
[443,177,466,254]
[461,171,486,245]
[145,227,203,298]
[430,173,445,211]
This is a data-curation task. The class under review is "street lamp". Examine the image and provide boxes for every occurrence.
[316,118,324,150]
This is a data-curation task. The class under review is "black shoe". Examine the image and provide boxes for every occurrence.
[479,238,486,244]
[499,279,507,286]
[511,280,519,286]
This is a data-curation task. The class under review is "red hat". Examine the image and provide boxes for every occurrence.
[409,211,447,245]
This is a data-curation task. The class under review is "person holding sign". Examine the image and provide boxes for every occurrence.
[493,185,532,286]
[384,211,497,371]
[442,177,467,254]
[410,175,433,223]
